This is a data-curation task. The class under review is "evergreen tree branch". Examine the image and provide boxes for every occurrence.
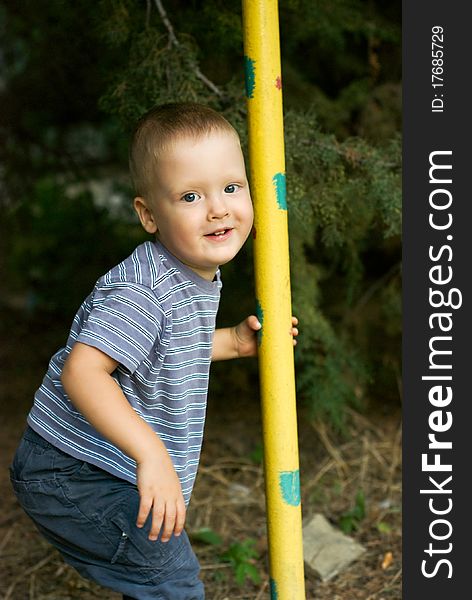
[349,261,401,316]
[153,0,224,98]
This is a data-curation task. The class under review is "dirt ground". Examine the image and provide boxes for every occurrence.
[0,310,401,599]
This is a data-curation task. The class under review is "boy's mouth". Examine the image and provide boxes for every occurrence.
[204,227,233,240]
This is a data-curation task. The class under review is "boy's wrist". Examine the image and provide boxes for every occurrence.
[134,438,173,466]
[212,327,239,361]
[230,326,241,358]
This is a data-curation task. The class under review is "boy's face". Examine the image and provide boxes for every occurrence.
[134,131,254,281]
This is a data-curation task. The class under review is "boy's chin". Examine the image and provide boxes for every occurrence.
[215,251,242,267]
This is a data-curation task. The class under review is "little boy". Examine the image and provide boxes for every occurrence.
[9,102,288,599]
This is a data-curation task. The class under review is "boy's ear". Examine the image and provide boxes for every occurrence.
[134,197,158,234]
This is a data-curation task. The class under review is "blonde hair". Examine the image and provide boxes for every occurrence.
[129,102,239,199]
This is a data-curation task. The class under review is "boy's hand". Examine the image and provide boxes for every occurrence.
[232,315,299,358]
[136,456,186,543]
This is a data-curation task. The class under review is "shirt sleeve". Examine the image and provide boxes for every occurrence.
[76,282,166,374]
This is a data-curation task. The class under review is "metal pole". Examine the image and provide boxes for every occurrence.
[241,1,306,598]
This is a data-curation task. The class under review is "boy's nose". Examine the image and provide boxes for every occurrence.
[207,194,230,219]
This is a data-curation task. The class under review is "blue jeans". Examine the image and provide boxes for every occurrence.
[9,427,204,600]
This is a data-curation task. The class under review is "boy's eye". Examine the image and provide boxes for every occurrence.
[224,184,239,194]
[182,192,200,203]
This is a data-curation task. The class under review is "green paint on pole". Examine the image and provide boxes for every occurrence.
[279,470,301,506]
[272,172,287,210]
[244,55,256,99]
[255,299,263,346]
[270,578,278,599]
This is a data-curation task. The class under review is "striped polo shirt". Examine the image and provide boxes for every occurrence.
[28,240,221,505]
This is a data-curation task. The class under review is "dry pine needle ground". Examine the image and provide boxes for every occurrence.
[0,311,401,599]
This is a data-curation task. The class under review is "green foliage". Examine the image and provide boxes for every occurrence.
[190,527,223,546]
[4,177,143,316]
[99,27,212,130]
[190,529,261,586]
[279,0,401,138]
[220,538,261,586]
[283,109,401,425]
[339,489,366,533]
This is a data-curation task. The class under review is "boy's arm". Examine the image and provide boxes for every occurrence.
[212,315,298,361]
[61,342,185,543]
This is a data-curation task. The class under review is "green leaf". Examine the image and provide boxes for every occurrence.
[235,562,247,585]
[339,515,356,533]
[377,521,392,534]
[354,489,366,520]
[190,527,222,546]
[338,489,366,532]
[245,563,262,584]
[220,538,261,586]
[249,443,264,464]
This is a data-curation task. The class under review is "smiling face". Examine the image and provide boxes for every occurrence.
[134,131,254,280]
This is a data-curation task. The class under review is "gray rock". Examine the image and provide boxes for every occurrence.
[303,513,366,581]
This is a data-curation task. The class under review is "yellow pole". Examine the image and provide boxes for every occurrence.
[241,2,305,598]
